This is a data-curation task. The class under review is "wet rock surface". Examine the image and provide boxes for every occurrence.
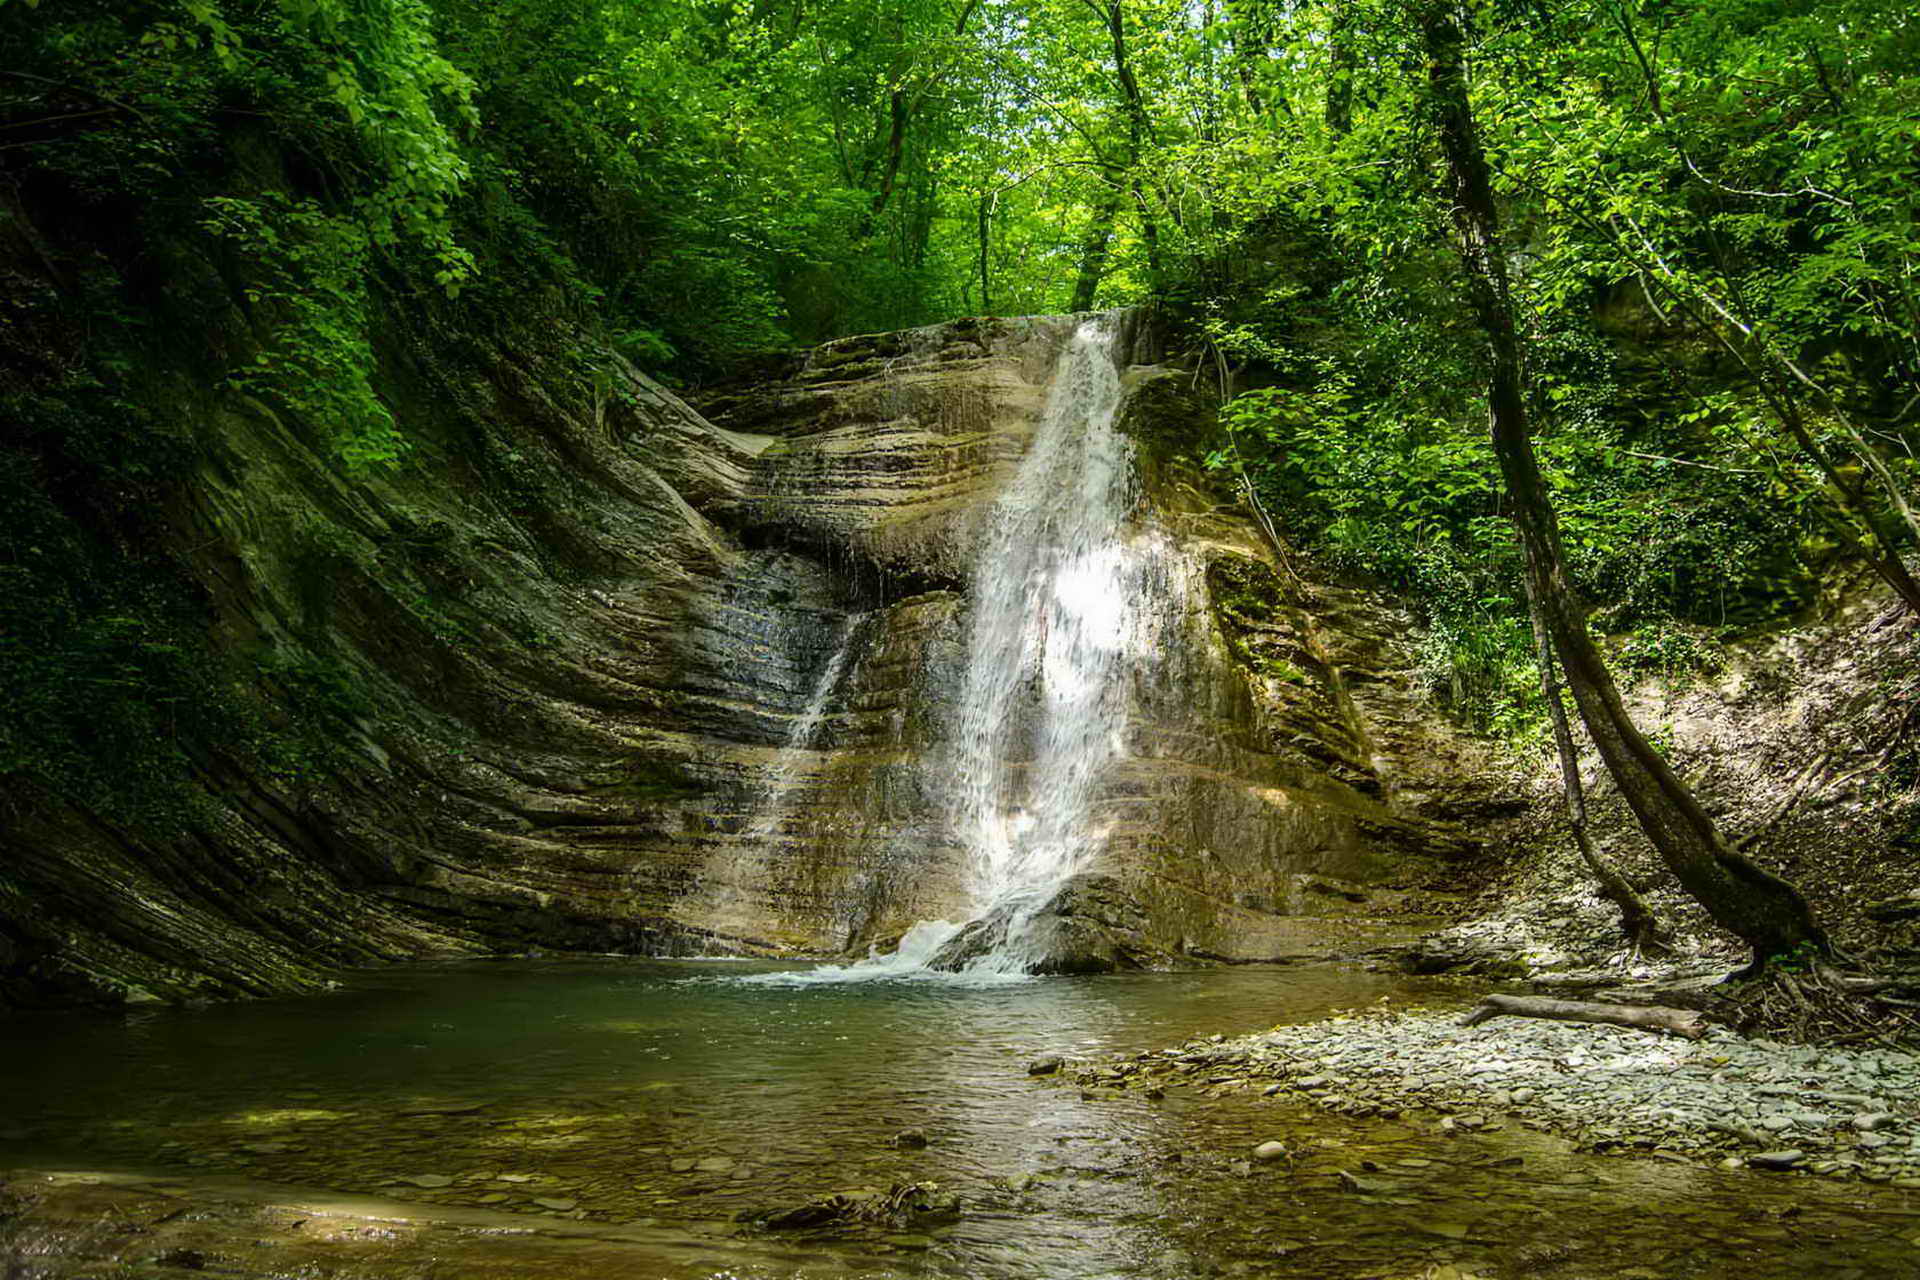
[2,309,1503,1006]
[927,875,1173,975]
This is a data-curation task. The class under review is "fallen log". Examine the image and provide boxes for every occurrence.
[1459,994,1708,1039]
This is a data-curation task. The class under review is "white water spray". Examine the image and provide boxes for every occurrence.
[759,315,1187,984]
[743,613,866,848]
[691,614,866,933]
[937,317,1170,972]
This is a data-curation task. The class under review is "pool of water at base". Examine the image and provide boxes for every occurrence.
[4,958,1919,1279]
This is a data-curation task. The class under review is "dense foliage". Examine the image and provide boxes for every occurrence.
[1183,0,1920,730]
[2,0,1918,820]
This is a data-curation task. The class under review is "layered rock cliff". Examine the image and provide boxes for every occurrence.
[1,286,1508,1005]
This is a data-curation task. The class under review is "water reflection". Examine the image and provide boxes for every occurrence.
[4,960,1918,1278]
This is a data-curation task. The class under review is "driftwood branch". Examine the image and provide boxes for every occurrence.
[1460,993,1708,1039]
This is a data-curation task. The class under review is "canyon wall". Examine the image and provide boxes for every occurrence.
[1,300,1505,1005]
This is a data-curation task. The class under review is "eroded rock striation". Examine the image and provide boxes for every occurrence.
[1,308,1507,1005]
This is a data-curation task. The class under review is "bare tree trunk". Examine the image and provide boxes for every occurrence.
[1098,0,1163,287]
[1133,177,1162,284]
[858,0,983,235]
[1526,595,1668,955]
[1422,7,1828,969]
[977,190,993,315]
[864,89,909,233]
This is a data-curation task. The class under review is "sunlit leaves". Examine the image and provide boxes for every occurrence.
[200,195,405,467]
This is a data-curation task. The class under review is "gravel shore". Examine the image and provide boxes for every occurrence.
[1080,1009,1920,1182]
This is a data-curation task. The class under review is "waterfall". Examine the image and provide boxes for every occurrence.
[690,614,867,932]
[937,316,1155,971]
[743,613,866,848]
[753,313,1183,985]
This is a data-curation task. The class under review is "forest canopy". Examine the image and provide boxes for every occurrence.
[9,1,1906,366]
[2,0,1917,794]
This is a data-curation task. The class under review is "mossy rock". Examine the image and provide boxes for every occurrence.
[586,758,705,804]
[1205,554,1313,685]
[1115,369,1220,464]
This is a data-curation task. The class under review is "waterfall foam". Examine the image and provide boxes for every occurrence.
[740,918,980,987]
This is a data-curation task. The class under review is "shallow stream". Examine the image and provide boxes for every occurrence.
[6,959,1920,1278]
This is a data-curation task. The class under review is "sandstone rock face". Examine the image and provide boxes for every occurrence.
[0,312,1505,1005]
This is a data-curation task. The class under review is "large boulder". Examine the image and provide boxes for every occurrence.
[927,874,1170,975]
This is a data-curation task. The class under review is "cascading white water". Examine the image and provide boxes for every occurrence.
[749,314,1184,986]
[940,317,1153,971]
[689,614,866,932]
[743,613,866,847]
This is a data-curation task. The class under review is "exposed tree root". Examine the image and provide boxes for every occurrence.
[1574,963,1920,1047]
[1713,963,1920,1047]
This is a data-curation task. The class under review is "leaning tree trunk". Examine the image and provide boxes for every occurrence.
[1422,7,1828,968]
[1526,596,1668,955]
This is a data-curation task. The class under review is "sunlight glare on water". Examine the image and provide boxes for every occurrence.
[6,958,1915,1279]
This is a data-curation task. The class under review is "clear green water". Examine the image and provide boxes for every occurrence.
[5,959,1918,1278]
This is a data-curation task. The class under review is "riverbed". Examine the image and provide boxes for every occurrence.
[5,959,1919,1277]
